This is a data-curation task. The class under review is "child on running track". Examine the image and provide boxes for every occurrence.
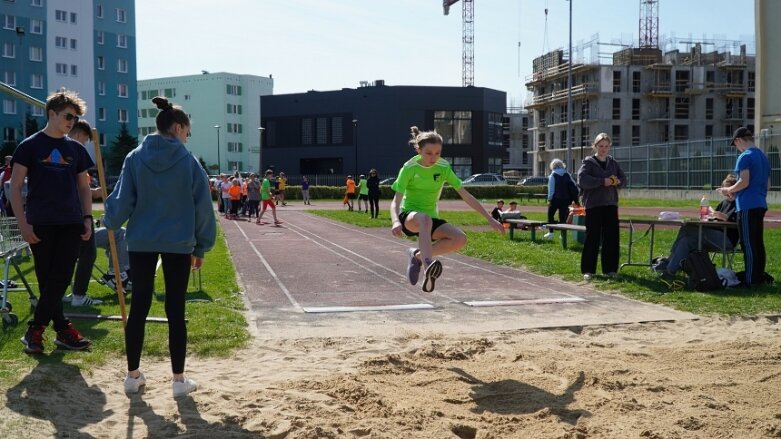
[390,127,505,292]
[257,169,281,225]
[228,179,242,220]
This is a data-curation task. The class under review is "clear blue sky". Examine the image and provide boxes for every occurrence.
[136,0,755,106]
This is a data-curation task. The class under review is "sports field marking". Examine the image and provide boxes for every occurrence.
[300,213,584,298]
[463,297,588,307]
[233,221,303,311]
[231,218,435,307]
[302,304,436,313]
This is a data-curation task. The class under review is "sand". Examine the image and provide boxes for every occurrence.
[3,316,781,438]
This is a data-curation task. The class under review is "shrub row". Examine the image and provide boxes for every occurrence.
[210,185,547,201]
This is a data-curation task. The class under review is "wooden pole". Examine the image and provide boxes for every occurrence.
[91,128,128,328]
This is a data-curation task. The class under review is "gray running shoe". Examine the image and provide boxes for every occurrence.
[406,248,422,285]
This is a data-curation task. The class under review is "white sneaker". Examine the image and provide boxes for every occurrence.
[62,294,73,303]
[583,273,593,281]
[543,232,555,239]
[124,372,146,394]
[70,295,104,307]
[172,378,197,397]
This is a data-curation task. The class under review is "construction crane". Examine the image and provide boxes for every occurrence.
[443,0,474,87]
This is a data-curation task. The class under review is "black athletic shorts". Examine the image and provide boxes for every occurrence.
[398,211,448,237]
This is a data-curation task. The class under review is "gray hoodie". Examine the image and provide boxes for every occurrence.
[577,155,626,209]
[103,134,216,258]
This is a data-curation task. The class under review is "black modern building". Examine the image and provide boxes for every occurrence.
[260,83,507,179]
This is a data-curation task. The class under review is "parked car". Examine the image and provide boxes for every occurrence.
[518,176,548,186]
[379,177,396,185]
[461,173,507,186]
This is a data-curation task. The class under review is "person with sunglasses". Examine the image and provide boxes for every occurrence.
[10,89,94,354]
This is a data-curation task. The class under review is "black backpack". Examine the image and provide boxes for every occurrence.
[681,250,722,291]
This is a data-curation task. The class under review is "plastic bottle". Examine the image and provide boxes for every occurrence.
[699,195,709,220]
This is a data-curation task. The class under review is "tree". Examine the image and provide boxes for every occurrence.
[198,156,209,174]
[104,124,138,175]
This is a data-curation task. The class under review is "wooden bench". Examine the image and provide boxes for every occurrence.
[543,223,586,249]
[517,193,548,204]
[504,219,548,241]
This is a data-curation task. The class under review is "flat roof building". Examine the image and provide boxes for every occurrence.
[137,72,273,175]
[260,83,507,180]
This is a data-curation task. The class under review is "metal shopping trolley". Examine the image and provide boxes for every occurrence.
[0,216,37,328]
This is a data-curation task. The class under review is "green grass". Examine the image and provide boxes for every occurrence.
[0,221,249,388]
[312,208,781,316]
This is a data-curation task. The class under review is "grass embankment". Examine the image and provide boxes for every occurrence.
[310,207,781,316]
[0,221,248,388]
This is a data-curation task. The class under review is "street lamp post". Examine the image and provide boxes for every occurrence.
[258,127,264,172]
[352,119,358,176]
[214,125,221,174]
[566,0,573,171]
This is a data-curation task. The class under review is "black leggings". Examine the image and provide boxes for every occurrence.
[547,198,570,224]
[125,252,191,374]
[369,194,380,217]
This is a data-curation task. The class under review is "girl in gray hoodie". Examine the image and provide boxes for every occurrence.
[104,96,216,398]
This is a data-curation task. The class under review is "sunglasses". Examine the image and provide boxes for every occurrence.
[61,112,80,122]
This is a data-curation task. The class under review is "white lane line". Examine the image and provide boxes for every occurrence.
[298,213,582,298]
[232,216,434,306]
[463,297,588,307]
[232,220,303,312]
[302,304,435,313]
[280,220,435,305]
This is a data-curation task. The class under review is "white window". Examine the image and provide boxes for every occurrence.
[226,84,242,95]
[98,107,106,121]
[3,128,16,142]
[117,83,128,98]
[4,15,15,30]
[116,8,126,23]
[55,10,67,22]
[117,34,127,48]
[2,43,14,58]
[70,12,77,23]
[117,58,127,73]
[226,123,242,133]
[31,0,42,6]
[228,161,243,172]
[226,104,243,114]
[55,63,67,75]
[31,106,43,116]
[3,99,16,115]
[29,46,42,61]
[30,73,42,88]
[96,31,104,45]
[70,39,77,49]
[55,36,68,48]
[3,71,15,86]
[97,56,104,70]
[97,5,103,18]
[97,81,105,95]
[30,19,42,34]
[70,65,77,76]
[118,108,128,122]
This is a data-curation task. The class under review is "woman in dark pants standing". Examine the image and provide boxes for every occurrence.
[367,168,381,218]
[104,96,216,397]
[577,133,626,280]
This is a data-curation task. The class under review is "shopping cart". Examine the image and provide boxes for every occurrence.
[0,216,37,328]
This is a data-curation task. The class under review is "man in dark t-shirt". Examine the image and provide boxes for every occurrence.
[10,89,94,354]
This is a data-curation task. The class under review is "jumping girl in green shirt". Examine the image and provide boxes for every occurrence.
[390,127,504,292]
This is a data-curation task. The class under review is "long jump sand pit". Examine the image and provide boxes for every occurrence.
[3,316,781,438]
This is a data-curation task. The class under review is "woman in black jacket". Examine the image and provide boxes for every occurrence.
[577,133,626,280]
[367,168,381,219]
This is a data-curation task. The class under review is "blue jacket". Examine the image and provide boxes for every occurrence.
[103,134,216,258]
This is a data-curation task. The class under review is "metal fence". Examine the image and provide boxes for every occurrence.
[611,133,781,190]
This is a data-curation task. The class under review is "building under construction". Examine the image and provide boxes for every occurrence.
[524,35,756,176]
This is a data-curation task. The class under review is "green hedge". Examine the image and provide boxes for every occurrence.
[239,185,547,201]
